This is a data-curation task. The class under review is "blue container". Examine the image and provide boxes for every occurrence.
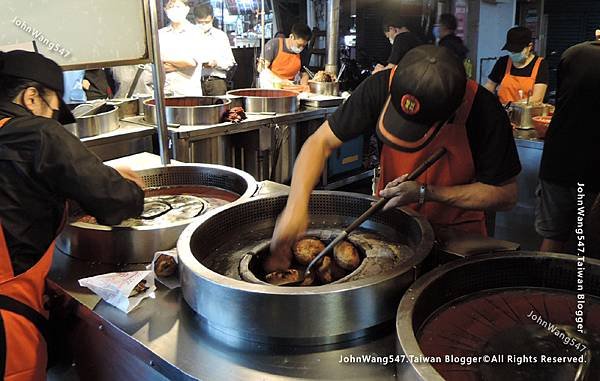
[327,135,364,177]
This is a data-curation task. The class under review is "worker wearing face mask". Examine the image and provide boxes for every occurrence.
[484,26,549,105]
[257,23,312,89]
[194,3,236,96]
[0,50,144,379]
[143,0,205,96]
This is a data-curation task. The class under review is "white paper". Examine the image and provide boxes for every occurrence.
[258,69,293,89]
[146,248,181,289]
[78,271,156,313]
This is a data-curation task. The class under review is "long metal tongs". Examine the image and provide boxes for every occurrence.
[304,147,448,277]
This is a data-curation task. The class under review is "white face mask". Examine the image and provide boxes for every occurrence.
[290,45,303,54]
[198,22,212,33]
[166,7,189,23]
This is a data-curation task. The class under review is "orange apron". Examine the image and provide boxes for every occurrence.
[0,117,56,381]
[497,56,543,104]
[376,68,487,235]
[270,38,301,81]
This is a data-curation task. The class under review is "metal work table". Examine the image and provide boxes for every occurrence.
[80,123,156,161]
[48,253,398,381]
[161,107,337,184]
[47,177,399,381]
[166,107,337,140]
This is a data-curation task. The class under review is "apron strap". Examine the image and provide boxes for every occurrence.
[0,295,49,374]
[0,296,48,343]
[504,57,512,77]
[0,118,10,129]
[388,65,398,90]
[530,57,543,82]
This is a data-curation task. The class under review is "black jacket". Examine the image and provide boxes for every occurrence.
[539,41,600,191]
[439,34,469,62]
[0,102,144,274]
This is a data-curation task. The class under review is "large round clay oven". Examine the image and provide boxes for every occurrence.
[396,252,600,381]
[56,164,257,264]
[177,191,434,345]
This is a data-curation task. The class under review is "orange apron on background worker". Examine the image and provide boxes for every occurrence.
[376,67,487,235]
[0,117,55,381]
[0,225,53,381]
[497,56,543,104]
[270,38,301,81]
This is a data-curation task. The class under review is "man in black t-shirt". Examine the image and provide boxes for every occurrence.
[373,17,424,74]
[265,46,521,272]
[536,40,600,255]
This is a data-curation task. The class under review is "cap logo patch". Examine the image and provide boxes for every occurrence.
[401,94,420,115]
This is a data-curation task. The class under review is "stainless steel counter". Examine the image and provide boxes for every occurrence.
[81,107,366,187]
[45,163,397,380]
[167,107,336,140]
[80,123,155,161]
[159,107,338,183]
[47,176,399,381]
[48,252,398,381]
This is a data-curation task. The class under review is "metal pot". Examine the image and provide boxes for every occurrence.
[308,81,340,96]
[108,98,140,118]
[396,252,600,380]
[226,88,298,114]
[56,164,257,264]
[63,103,120,138]
[508,102,552,129]
[143,96,231,126]
[177,191,433,345]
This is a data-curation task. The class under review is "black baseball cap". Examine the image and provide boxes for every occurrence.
[0,50,75,124]
[377,45,466,152]
[502,26,532,52]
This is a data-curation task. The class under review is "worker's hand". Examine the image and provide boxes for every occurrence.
[372,64,385,74]
[300,73,309,85]
[266,207,309,272]
[163,62,177,73]
[203,60,218,68]
[115,166,146,189]
[379,174,421,211]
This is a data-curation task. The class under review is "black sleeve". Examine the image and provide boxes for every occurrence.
[36,123,144,225]
[488,56,507,84]
[327,70,390,142]
[465,86,522,185]
[535,58,550,85]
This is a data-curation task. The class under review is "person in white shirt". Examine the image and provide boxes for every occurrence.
[143,0,204,96]
[194,3,236,95]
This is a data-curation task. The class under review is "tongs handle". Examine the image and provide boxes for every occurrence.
[305,147,447,275]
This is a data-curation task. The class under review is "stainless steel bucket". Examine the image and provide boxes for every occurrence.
[226,89,298,114]
[143,96,231,126]
[64,103,120,138]
[308,81,340,96]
